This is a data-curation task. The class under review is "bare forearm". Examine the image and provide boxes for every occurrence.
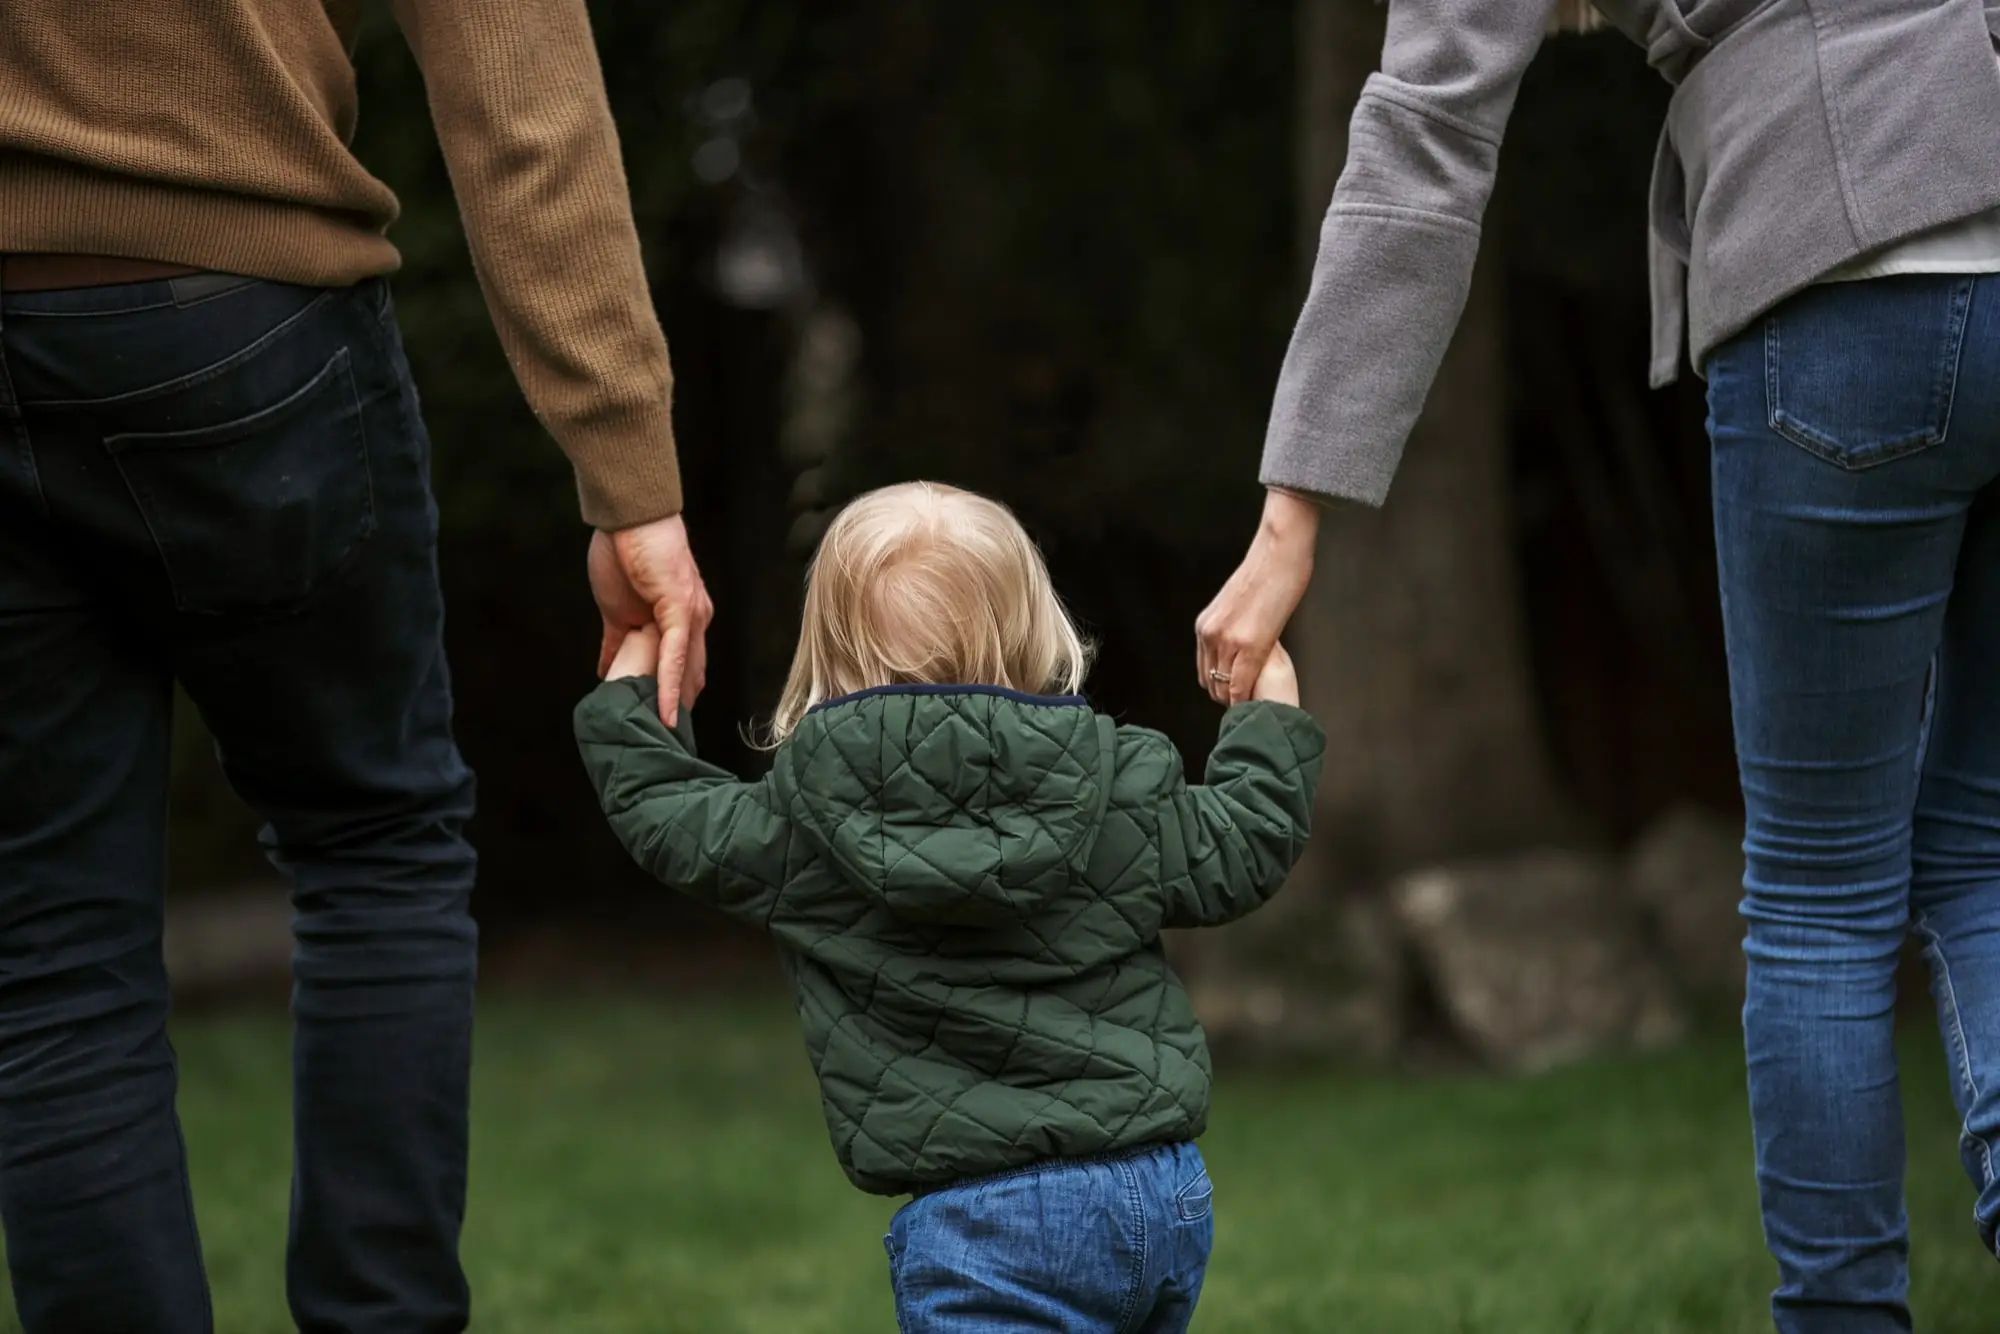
[1259,488,1322,562]
[1195,488,1320,705]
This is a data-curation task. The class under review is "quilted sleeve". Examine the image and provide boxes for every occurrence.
[1158,703,1325,929]
[573,677,787,927]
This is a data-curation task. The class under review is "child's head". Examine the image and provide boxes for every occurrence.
[767,482,1090,742]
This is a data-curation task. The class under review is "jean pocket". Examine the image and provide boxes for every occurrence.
[106,348,375,614]
[1175,1170,1213,1224]
[1764,276,1975,470]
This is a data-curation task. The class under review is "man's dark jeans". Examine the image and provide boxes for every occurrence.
[0,275,477,1333]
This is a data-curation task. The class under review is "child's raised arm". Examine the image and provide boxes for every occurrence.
[574,677,788,928]
[1157,700,1324,929]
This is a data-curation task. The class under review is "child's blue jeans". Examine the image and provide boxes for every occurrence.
[886,1142,1213,1333]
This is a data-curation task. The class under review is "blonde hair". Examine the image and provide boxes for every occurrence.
[764,482,1091,744]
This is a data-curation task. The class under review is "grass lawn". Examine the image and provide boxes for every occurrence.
[13,997,1994,1333]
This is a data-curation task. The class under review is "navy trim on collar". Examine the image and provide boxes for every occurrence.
[807,684,1089,715]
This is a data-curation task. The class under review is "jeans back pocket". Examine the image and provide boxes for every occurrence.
[1765,275,1975,469]
[106,347,375,615]
[1176,1170,1213,1224]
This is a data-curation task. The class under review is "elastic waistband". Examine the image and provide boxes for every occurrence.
[906,1141,1184,1200]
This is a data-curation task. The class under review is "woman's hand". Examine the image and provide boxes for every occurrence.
[1196,489,1320,705]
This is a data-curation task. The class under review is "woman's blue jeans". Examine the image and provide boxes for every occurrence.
[1709,272,2000,1333]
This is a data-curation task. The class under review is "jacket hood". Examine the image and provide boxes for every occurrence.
[773,686,1114,927]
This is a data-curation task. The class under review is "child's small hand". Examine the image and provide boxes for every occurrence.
[1252,643,1299,707]
[606,626,663,683]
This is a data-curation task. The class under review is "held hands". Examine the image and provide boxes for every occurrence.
[1195,489,1319,706]
[1251,643,1299,707]
[589,514,715,726]
[595,488,1310,722]
[607,624,663,684]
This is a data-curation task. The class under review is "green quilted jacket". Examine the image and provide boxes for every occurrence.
[574,678,1324,1195]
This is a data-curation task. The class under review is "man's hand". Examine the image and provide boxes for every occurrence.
[589,515,714,726]
[1195,489,1319,706]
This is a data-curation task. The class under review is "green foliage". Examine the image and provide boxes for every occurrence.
[17,1000,1984,1333]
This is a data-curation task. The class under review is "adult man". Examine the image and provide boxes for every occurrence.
[0,4,708,1331]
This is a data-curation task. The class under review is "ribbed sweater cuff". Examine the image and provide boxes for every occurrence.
[570,401,684,529]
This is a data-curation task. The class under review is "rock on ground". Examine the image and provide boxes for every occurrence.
[1166,889,1405,1063]
[1391,850,1686,1072]
[165,885,293,996]
[1626,804,1747,1001]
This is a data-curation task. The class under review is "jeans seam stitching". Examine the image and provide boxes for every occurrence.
[1765,316,1785,447]
[3,297,180,318]
[885,1228,910,1334]
[1114,1158,1146,1334]
[169,275,259,311]
[0,394,52,525]
[1914,914,1997,1190]
[1771,417,1941,468]
[30,289,335,410]
[1932,277,1975,444]
[1915,652,1939,781]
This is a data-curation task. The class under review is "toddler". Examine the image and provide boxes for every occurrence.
[574,481,1323,1332]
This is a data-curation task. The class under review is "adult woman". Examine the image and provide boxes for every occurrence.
[1196,3,2000,1330]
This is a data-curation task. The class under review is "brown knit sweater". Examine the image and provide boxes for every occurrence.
[0,0,680,528]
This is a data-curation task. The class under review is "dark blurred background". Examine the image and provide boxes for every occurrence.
[167,3,1747,1056]
[137,16,2000,1328]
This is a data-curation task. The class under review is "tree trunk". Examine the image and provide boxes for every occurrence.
[1169,1,1579,1059]
[1290,0,1573,882]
